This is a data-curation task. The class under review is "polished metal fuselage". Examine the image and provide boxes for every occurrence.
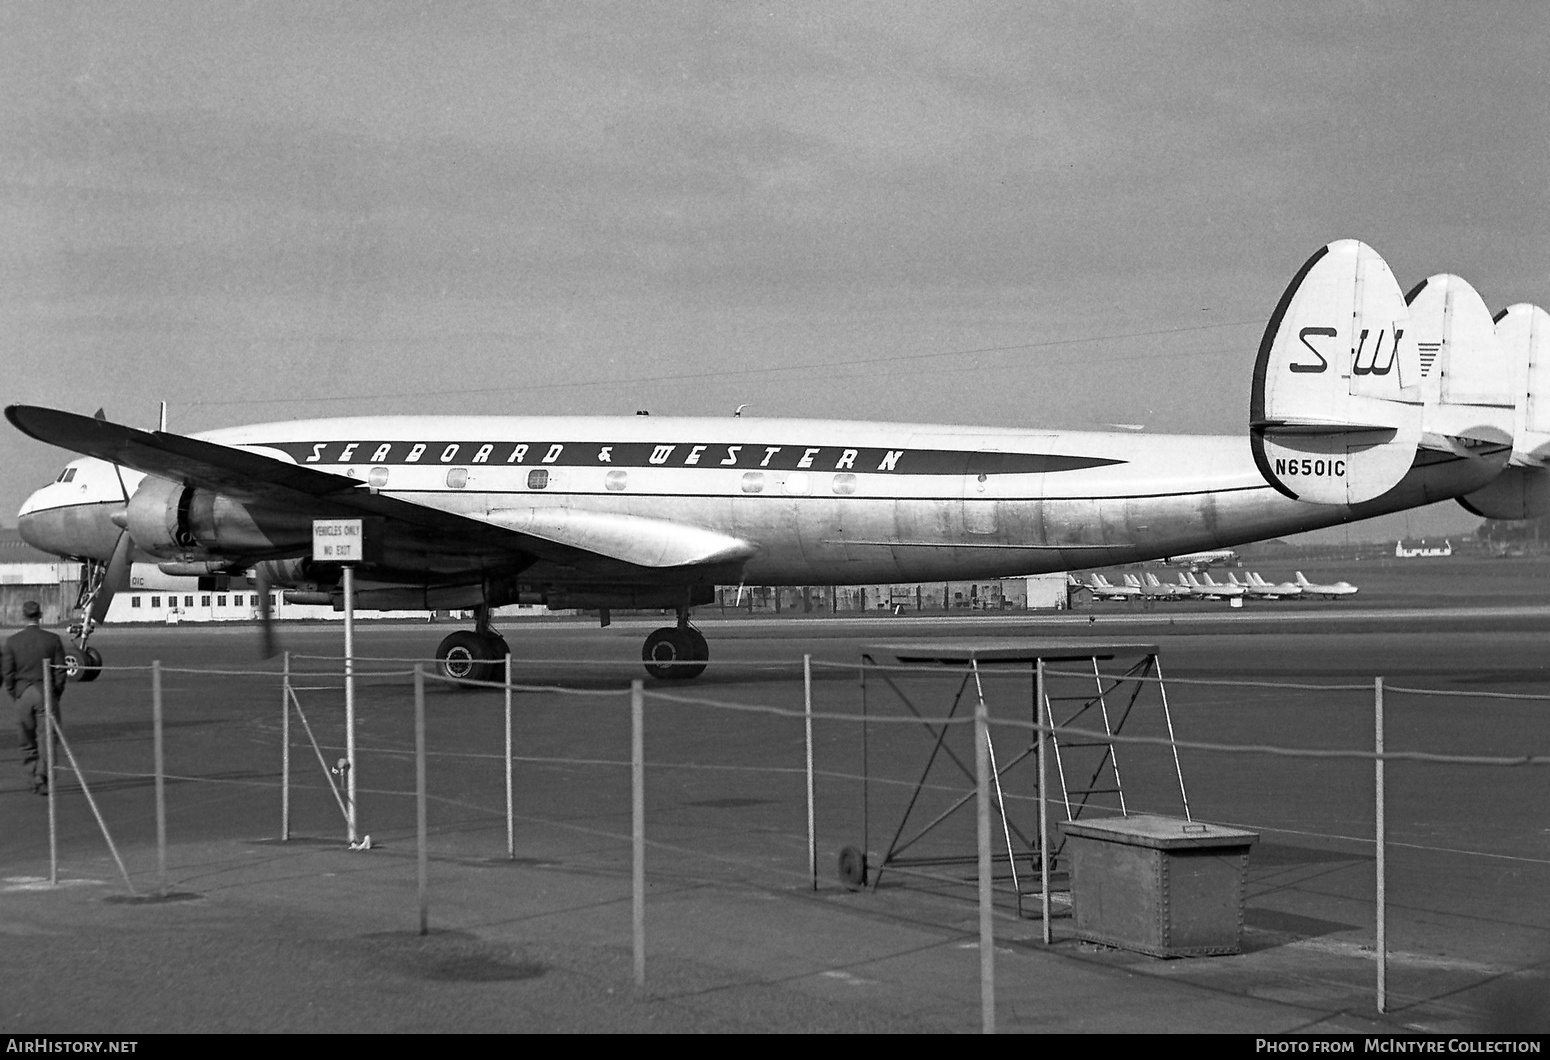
[17,414,1504,588]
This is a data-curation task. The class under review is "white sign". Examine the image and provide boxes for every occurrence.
[312,519,364,562]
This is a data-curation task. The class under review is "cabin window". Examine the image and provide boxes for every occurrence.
[605,469,628,491]
[368,466,389,488]
[527,469,549,490]
[783,472,810,495]
[740,472,764,494]
[831,473,858,496]
[446,467,469,489]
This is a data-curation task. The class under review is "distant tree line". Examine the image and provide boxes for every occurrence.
[1474,517,1547,547]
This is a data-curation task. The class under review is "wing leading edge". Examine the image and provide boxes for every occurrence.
[5,405,754,577]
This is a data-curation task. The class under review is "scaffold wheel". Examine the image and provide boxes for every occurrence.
[838,845,868,891]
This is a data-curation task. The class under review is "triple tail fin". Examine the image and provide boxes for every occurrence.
[1250,240,1422,504]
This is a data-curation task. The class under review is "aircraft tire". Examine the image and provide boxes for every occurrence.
[437,631,500,689]
[684,626,708,662]
[480,633,511,684]
[62,648,88,683]
[642,627,707,680]
[81,647,103,683]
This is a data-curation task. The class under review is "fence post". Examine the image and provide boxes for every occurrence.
[505,653,514,860]
[153,660,166,895]
[976,694,995,1034]
[415,664,428,936]
[1375,675,1387,1014]
[1037,657,1050,944]
[632,679,646,991]
[344,565,357,845]
[44,660,57,887]
[281,651,290,842]
[805,653,816,891]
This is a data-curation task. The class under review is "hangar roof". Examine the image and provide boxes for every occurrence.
[0,527,61,566]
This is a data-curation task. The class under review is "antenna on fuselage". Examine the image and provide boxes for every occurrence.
[158,402,167,432]
[734,404,750,417]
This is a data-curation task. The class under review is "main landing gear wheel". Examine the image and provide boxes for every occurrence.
[642,626,708,680]
[62,647,102,683]
[436,631,509,688]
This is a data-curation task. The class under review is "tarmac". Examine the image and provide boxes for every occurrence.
[3,597,1550,1033]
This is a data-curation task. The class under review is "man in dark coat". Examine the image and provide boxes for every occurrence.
[3,600,68,794]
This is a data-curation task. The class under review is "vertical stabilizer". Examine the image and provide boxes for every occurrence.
[1404,273,1514,509]
[1496,304,1550,466]
[1250,240,1422,504]
[1405,274,1514,448]
[1457,303,1550,519]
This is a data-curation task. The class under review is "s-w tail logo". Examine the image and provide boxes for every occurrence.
[1291,327,1335,373]
[1352,327,1402,376]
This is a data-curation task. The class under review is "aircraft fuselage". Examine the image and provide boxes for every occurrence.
[18,413,1503,589]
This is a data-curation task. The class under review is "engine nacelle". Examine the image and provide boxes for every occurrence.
[282,585,491,611]
[255,557,335,592]
[126,476,313,560]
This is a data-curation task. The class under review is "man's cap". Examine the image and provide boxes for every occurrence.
[21,600,42,619]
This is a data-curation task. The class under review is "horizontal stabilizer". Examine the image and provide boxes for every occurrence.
[1250,240,1421,505]
[487,507,756,569]
[1251,419,1398,436]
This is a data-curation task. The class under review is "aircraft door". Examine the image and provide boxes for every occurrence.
[962,451,1002,536]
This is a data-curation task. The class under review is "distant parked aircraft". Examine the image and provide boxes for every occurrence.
[1164,549,1238,569]
[1245,572,1304,599]
[1141,572,1194,600]
[1081,573,1141,600]
[1294,571,1359,598]
[1192,572,1246,599]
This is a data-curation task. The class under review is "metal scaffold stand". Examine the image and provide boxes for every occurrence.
[844,639,1191,924]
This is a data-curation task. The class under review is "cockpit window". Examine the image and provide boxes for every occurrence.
[55,468,77,484]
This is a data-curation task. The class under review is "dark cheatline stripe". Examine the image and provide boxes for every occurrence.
[254,439,1125,476]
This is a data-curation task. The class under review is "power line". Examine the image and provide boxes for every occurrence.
[184,318,1260,409]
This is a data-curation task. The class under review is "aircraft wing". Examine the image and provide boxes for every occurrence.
[5,405,755,576]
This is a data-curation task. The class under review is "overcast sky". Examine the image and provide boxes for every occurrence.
[4,2,1547,542]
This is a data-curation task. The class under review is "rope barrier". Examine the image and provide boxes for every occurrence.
[1382,684,1550,703]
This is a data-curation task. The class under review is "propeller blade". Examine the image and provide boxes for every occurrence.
[88,530,134,628]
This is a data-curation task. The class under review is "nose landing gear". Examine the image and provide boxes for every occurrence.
[63,557,112,682]
[62,645,103,683]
